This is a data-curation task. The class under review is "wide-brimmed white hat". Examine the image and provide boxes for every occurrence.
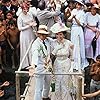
[37,25,49,35]
[75,0,85,6]
[50,23,70,34]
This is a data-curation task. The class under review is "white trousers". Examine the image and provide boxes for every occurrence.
[34,74,51,100]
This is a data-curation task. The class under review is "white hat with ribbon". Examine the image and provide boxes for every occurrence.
[50,23,70,34]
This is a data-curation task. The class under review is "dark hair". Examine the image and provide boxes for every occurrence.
[8,20,16,25]
[38,0,45,10]
[0,7,3,11]
[96,55,100,60]
[6,10,13,15]
[3,0,11,3]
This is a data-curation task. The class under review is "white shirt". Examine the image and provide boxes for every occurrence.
[85,12,100,28]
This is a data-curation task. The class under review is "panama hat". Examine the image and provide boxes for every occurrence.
[50,23,70,34]
[75,0,85,6]
[37,25,49,35]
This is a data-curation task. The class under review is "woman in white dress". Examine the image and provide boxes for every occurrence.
[68,0,88,71]
[84,4,100,61]
[50,23,74,100]
[17,2,37,69]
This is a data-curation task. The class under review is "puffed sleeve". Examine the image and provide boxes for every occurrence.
[17,16,30,31]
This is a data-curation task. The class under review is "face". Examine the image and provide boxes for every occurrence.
[76,3,82,9]
[56,32,64,42]
[9,24,15,29]
[6,1,11,7]
[22,7,29,14]
[96,58,100,64]
[6,13,13,19]
[91,7,97,15]
[69,2,75,10]
[38,34,48,40]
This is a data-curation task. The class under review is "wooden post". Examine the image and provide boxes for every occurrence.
[16,74,20,100]
[77,77,82,100]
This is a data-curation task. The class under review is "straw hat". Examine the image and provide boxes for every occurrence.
[50,23,70,34]
[75,0,85,6]
[37,25,49,35]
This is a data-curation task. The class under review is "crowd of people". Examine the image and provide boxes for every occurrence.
[0,0,100,100]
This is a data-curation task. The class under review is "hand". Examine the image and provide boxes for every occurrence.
[0,90,4,97]
[72,15,76,19]
[29,22,37,27]
[3,81,10,86]
[91,27,97,33]
[27,65,35,76]
[95,68,99,74]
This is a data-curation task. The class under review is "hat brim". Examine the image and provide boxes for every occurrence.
[75,0,85,6]
[51,27,70,34]
[37,30,49,35]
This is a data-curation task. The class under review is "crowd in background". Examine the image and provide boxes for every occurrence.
[0,0,100,100]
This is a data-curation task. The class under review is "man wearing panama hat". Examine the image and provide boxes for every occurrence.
[28,25,53,100]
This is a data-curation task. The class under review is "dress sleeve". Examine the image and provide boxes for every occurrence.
[17,16,30,31]
[79,11,85,26]
[68,40,74,60]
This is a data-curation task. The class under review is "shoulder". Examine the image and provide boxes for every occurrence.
[32,38,41,47]
[71,9,76,14]
[65,39,73,44]
[47,37,54,42]
[17,13,23,20]
[65,39,74,48]
[96,13,100,18]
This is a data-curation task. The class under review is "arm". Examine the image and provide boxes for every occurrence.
[27,42,39,76]
[0,81,10,88]
[17,17,31,31]
[90,64,96,75]
[67,9,76,22]
[74,11,85,27]
[73,16,83,26]
[69,42,74,61]
[6,30,14,50]
[38,3,61,19]
[82,90,100,98]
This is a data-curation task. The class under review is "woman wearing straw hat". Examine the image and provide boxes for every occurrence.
[28,25,53,100]
[50,22,74,100]
[68,0,88,71]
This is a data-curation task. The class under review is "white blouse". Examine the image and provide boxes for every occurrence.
[85,12,100,28]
